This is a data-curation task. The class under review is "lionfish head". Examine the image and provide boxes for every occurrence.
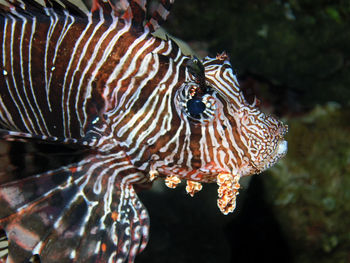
[139,52,288,214]
[199,54,288,174]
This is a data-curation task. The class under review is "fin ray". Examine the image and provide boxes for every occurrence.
[0,155,149,262]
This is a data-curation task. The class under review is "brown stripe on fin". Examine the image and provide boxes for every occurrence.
[0,229,8,263]
[0,129,92,148]
[0,155,149,263]
[146,0,175,32]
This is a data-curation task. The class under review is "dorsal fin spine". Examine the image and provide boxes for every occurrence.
[1,0,176,33]
[145,0,174,32]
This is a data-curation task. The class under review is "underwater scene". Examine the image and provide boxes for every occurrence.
[0,0,348,262]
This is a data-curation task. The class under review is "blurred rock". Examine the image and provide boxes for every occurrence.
[264,103,350,263]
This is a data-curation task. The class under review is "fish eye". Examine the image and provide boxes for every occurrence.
[176,82,217,122]
[186,98,206,118]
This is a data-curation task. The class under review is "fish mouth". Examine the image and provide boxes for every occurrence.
[276,139,288,156]
[255,139,288,173]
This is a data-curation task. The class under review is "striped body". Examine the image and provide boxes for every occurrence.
[0,0,287,262]
[0,6,178,141]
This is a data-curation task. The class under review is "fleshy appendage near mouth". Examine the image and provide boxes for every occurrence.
[216,139,288,215]
[154,136,288,215]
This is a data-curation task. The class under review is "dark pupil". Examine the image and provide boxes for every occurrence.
[187,98,206,117]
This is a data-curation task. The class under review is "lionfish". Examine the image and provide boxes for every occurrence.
[0,0,288,262]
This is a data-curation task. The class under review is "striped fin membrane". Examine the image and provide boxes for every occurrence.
[0,0,174,31]
[0,153,150,263]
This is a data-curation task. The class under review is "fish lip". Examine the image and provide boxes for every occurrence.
[256,120,288,173]
[276,140,288,156]
[267,138,288,165]
[254,138,288,173]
